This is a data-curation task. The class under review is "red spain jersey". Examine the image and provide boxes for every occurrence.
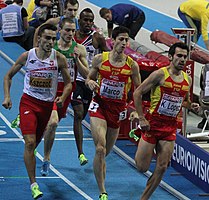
[149,67,190,120]
[96,52,133,104]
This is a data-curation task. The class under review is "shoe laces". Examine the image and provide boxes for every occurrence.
[42,161,50,171]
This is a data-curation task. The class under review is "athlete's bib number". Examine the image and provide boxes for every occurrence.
[119,109,127,121]
[100,78,125,100]
[88,101,99,112]
[157,93,183,117]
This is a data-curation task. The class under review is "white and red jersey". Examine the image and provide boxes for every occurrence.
[23,48,59,102]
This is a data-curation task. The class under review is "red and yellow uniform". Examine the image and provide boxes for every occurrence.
[143,67,190,144]
[89,52,134,128]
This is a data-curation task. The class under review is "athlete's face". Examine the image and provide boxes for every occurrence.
[60,22,76,43]
[113,33,129,53]
[64,3,78,19]
[39,29,56,52]
[170,47,188,71]
[79,12,94,33]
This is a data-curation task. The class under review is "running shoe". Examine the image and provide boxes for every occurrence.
[34,149,37,156]
[11,114,20,128]
[129,129,140,142]
[99,193,108,200]
[31,184,43,199]
[79,153,88,166]
[40,161,50,176]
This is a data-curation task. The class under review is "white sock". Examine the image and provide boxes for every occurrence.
[31,182,38,189]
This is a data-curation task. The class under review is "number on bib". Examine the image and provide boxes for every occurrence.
[88,101,99,112]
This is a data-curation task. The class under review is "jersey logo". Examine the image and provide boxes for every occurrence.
[29,60,36,64]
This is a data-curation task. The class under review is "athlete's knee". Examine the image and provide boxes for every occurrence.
[24,138,36,152]
[74,110,84,121]
[48,119,58,131]
[155,161,168,174]
[135,157,149,172]
[95,145,106,157]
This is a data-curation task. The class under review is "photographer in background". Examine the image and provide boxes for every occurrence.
[27,0,60,28]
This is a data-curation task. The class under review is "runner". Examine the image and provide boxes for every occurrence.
[71,8,109,165]
[2,24,72,199]
[131,42,199,199]
[85,26,141,200]
[40,18,88,176]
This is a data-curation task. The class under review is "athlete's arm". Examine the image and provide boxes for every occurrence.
[93,32,109,51]
[2,52,28,109]
[74,44,89,78]
[55,52,72,107]
[183,75,199,111]
[131,60,141,88]
[85,54,102,91]
[133,69,164,131]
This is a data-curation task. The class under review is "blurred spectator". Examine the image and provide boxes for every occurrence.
[0,0,35,50]
[197,64,209,129]
[178,0,209,50]
[27,0,60,28]
[99,3,145,40]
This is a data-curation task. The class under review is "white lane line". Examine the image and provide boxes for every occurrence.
[0,138,93,142]
[57,126,73,128]
[0,176,60,179]
[56,131,74,134]
[130,0,181,21]
[0,130,6,135]
[0,112,93,200]
[0,138,23,142]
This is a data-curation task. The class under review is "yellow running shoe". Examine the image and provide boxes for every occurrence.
[31,184,43,199]
[79,153,88,166]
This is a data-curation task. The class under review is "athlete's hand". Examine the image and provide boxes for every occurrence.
[86,80,99,91]
[138,116,150,131]
[129,111,139,121]
[54,96,64,108]
[2,97,12,110]
[74,46,81,59]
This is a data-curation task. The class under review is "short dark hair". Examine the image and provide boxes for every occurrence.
[13,0,23,4]
[64,0,79,9]
[99,8,109,18]
[112,26,130,39]
[79,8,94,19]
[38,24,57,36]
[60,18,75,29]
[168,42,189,57]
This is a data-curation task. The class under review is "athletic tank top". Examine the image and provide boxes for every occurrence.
[74,30,100,82]
[149,67,190,119]
[54,40,77,92]
[95,52,133,104]
[23,48,59,102]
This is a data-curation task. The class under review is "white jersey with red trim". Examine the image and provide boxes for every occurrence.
[23,48,59,102]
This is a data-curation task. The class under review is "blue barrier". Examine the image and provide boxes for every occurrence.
[172,133,209,192]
